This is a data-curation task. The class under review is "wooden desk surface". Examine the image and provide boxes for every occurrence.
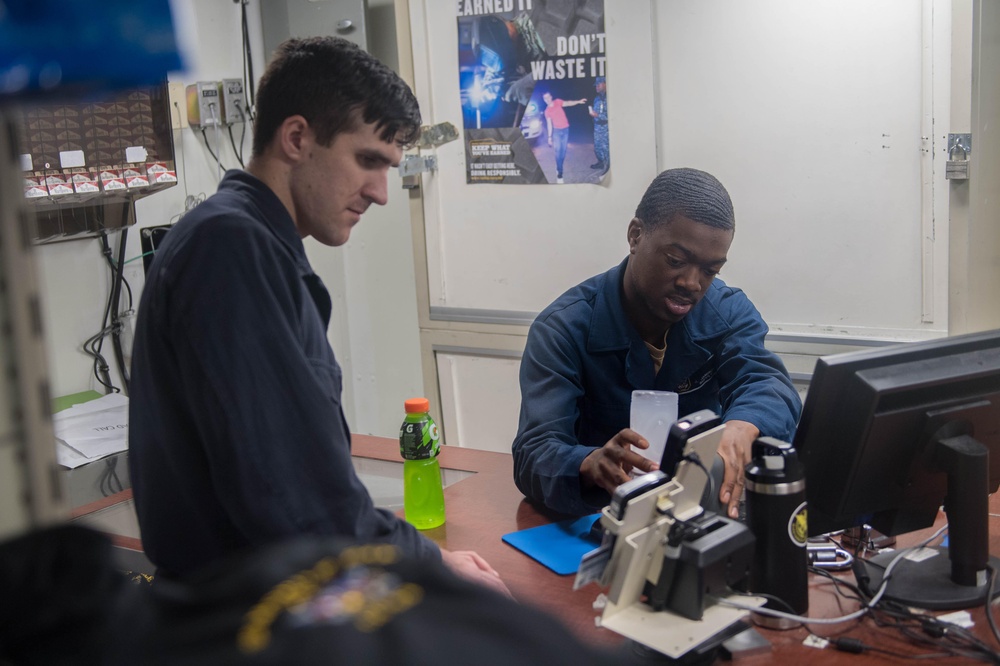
[352,435,1000,664]
[75,435,1000,664]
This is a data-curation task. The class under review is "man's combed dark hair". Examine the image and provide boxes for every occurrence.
[252,36,422,156]
[635,168,735,232]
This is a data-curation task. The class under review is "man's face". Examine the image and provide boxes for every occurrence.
[290,120,403,247]
[625,214,733,328]
[543,92,553,105]
[595,82,606,94]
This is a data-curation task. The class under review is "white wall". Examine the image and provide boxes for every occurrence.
[34,0,425,440]
[653,0,950,341]
[950,0,1000,333]
[402,0,970,453]
[437,352,521,453]
[307,0,426,437]
[409,1,950,340]
[37,0,261,397]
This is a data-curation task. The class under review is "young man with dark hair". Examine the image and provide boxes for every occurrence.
[512,168,801,518]
[129,37,508,597]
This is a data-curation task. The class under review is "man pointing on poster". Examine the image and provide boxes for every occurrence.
[543,91,586,184]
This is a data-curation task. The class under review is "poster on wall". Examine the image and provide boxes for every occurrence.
[457,0,608,185]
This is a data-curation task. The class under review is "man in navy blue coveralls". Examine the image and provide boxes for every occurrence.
[128,37,508,597]
[588,75,609,172]
[512,168,801,518]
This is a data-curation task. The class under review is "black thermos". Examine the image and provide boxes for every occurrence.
[744,436,808,628]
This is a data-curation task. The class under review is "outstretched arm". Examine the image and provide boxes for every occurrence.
[716,419,759,519]
[712,290,801,519]
[512,314,656,515]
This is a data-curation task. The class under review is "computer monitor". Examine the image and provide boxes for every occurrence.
[794,328,1000,610]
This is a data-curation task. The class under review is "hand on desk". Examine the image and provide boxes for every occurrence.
[717,420,760,519]
[579,428,659,495]
[441,548,514,600]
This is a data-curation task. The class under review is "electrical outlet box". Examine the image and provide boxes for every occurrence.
[167,81,188,129]
[221,78,247,124]
[186,81,222,128]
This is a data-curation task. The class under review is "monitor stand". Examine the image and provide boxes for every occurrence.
[863,547,1000,610]
[841,526,895,553]
[861,431,999,611]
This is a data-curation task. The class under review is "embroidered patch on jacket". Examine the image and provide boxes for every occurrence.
[676,368,716,394]
[237,545,424,653]
[285,566,424,632]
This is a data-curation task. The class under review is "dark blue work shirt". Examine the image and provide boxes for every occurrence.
[128,170,439,578]
[512,259,802,516]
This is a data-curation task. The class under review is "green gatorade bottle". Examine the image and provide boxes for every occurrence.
[399,397,445,529]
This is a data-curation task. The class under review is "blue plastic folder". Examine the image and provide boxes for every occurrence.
[502,514,602,575]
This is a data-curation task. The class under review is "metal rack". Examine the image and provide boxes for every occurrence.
[16,83,177,244]
[0,109,66,542]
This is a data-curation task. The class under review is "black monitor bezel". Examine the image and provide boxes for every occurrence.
[794,328,1000,537]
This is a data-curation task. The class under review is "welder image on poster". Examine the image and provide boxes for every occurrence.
[458,0,608,185]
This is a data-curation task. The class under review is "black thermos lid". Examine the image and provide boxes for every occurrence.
[745,436,803,484]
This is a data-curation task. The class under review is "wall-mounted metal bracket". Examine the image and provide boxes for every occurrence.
[399,123,455,189]
[416,122,459,149]
[399,155,437,178]
[399,155,437,190]
[946,133,972,180]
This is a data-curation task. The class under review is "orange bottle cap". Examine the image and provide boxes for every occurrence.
[404,397,430,413]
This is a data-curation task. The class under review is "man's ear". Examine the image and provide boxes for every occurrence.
[275,115,310,162]
[627,217,643,252]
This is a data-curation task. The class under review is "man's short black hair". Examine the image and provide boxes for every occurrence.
[252,36,421,157]
[634,168,735,232]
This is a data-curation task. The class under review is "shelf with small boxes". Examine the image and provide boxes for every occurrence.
[15,81,177,243]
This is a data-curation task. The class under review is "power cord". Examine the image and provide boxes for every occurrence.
[184,193,206,211]
[85,229,133,394]
[730,568,990,661]
[787,541,999,662]
[717,524,951,626]
[871,602,999,662]
[986,565,1000,648]
[825,636,954,659]
[681,451,715,507]
[208,102,226,181]
[102,228,131,393]
[83,324,117,393]
[239,0,256,124]
[98,456,124,497]
[227,101,247,168]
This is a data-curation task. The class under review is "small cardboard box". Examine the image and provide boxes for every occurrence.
[146,161,177,184]
[99,167,127,191]
[71,169,101,194]
[44,172,74,196]
[24,173,48,198]
[123,165,149,189]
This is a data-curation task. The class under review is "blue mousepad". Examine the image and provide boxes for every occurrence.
[502,514,601,575]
